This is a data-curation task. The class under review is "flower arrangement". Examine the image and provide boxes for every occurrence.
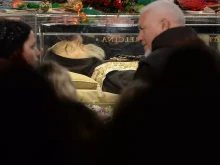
[40,0,52,12]
[82,0,144,13]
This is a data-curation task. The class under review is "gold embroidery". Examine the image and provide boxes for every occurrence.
[91,61,138,89]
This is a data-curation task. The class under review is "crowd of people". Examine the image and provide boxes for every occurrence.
[0,0,218,164]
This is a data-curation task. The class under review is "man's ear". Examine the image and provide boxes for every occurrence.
[160,18,170,31]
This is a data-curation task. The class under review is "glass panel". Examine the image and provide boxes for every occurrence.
[184,12,220,51]
[0,13,36,30]
[198,34,220,51]
[186,24,220,51]
[40,23,144,62]
[2,12,220,59]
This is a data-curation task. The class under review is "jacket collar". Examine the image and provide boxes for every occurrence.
[152,26,198,51]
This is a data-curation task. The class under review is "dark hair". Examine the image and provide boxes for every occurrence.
[0,19,32,60]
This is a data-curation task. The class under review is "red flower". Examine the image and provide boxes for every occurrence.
[104,0,110,6]
[96,7,105,12]
[129,9,135,14]
[87,0,94,4]
[113,0,123,10]
[178,0,205,10]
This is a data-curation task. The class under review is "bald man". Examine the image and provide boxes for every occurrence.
[134,1,200,83]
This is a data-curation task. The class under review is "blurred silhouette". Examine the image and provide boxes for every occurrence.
[0,60,104,165]
[37,61,77,100]
[103,39,220,164]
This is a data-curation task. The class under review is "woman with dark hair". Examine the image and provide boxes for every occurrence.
[0,19,40,66]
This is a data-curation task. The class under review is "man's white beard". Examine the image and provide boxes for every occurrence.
[144,50,151,57]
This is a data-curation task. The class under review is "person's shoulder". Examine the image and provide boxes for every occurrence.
[139,47,175,65]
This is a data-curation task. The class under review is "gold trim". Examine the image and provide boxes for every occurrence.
[91,61,138,89]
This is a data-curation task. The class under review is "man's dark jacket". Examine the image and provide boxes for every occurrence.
[134,26,199,84]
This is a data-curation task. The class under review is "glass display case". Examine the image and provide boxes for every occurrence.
[1,11,220,57]
[2,11,220,109]
[0,12,36,31]
[184,11,220,52]
[39,14,143,62]
[39,12,220,62]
